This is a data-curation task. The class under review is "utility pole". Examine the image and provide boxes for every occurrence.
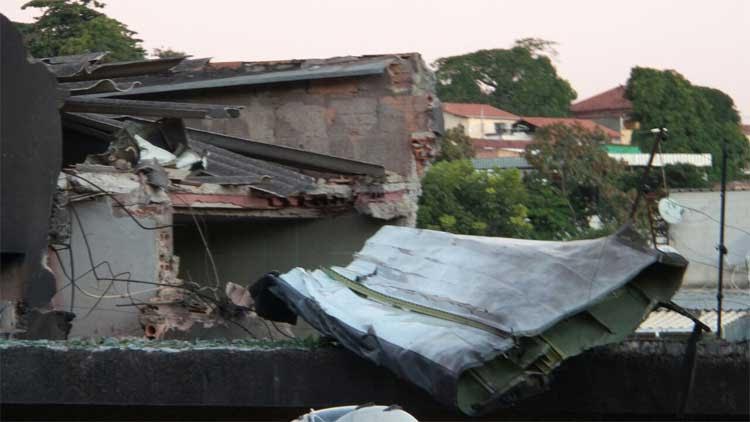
[716,138,728,338]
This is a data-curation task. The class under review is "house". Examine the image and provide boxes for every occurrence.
[570,85,637,144]
[442,102,520,139]
[443,102,624,159]
[0,14,442,340]
[515,116,622,142]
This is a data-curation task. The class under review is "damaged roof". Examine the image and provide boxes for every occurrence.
[86,56,396,98]
[187,139,316,197]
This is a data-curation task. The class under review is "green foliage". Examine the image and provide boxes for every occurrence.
[618,163,710,192]
[437,125,474,161]
[626,67,750,180]
[433,38,577,117]
[152,47,187,59]
[417,160,531,237]
[525,123,632,232]
[18,0,145,61]
[523,173,577,240]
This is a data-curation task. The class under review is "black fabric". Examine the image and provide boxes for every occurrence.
[250,273,298,324]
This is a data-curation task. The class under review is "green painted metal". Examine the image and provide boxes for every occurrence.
[321,263,682,415]
[605,144,642,154]
[455,272,682,414]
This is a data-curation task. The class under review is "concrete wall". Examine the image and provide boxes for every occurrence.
[669,190,750,288]
[52,198,162,337]
[173,213,383,287]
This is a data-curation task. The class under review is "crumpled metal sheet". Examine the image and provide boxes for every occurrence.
[188,139,316,197]
[62,79,143,95]
[259,225,687,413]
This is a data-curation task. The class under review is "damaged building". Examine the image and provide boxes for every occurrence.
[0,14,442,339]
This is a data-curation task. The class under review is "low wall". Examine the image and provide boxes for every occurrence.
[1,339,747,420]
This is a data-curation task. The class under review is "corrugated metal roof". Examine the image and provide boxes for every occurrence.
[472,157,532,170]
[188,139,316,197]
[91,58,393,98]
[55,57,186,82]
[637,309,748,333]
[63,79,142,95]
[672,289,750,311]
[608,153,712,167]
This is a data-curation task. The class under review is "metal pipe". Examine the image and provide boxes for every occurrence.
[629,128,667,222]
[716,138,728,338]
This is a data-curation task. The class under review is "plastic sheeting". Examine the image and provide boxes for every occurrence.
[257,225,687,413]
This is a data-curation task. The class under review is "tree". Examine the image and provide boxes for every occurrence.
[523,173,578,240]
[524,123,632,232]
[417,160,531,237]
[152,47,187,59]
[437,125,474,161]
[626,67,750,180]
[433,39,577,117]
[18,0,145,61]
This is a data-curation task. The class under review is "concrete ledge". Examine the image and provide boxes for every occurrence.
[1,339,748,420]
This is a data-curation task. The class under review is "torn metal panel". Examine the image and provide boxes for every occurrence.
[54,56,187,82]
[90,58,393,98]
[63,79,142,96]
[186,127,385,177]
[189,139,316,197]
[37,51,108,65]
[63,97,242,119]
[61,114,385,176]
[254,225,688,415]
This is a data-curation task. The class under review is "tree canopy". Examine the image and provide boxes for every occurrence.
[152,47,187,59]
[525,123,632,231]
[417,160,531,238]
[433,38,577,117]
[17,0,145,61]
[625,67,750,180]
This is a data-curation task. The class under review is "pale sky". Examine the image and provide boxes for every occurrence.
[4,0,749,122]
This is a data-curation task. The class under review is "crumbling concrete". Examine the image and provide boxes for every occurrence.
[124,54,442,225]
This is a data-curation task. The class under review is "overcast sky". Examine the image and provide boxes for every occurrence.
[4,0,749,122]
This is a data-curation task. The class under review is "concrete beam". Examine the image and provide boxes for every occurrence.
[1,339,747,419]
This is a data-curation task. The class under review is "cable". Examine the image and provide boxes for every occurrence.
[64,171,172,230]
[666,198,750,237]
[172,192,222,292]
[271,321,295,339]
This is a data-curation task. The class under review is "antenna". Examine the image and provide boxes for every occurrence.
[658,198,684,224]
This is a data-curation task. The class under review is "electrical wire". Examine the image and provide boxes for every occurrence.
[59,174,280,340]
[665,198,750,237]
[64,171,172,230]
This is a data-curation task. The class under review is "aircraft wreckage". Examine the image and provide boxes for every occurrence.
[252,224,699,415]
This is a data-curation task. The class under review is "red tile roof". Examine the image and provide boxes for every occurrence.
[570,85,632,114]
[443,103,519,119]
[520,117,621,139]
[742,124,750,135]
